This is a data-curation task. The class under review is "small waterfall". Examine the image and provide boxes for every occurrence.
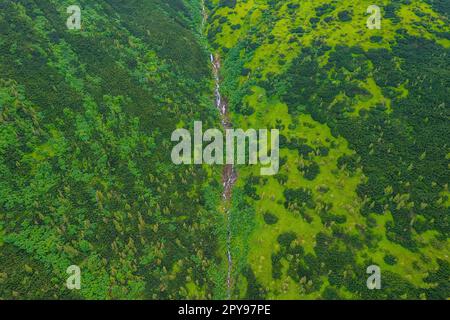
[204,1,237,300]
[211,53,237,299]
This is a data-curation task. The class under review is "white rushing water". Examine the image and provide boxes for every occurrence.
[211,53,236,299]
[203,1,236,300]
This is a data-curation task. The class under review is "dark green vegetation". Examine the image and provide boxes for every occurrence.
[0,0,226,299]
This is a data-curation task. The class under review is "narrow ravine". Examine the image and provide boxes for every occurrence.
[211,54,237,299]
[202,1,237,299]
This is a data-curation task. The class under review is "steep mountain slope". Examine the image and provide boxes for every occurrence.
[205,0,449,299]
[0,0,225,299]
[1,0,448,301]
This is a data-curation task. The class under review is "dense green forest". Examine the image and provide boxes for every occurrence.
[0,0,449,300]
[0,0,227,299]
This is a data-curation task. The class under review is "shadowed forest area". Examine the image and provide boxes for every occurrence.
[0,0,225,299]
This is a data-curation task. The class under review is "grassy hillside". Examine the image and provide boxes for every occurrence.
[205,0,449,299]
